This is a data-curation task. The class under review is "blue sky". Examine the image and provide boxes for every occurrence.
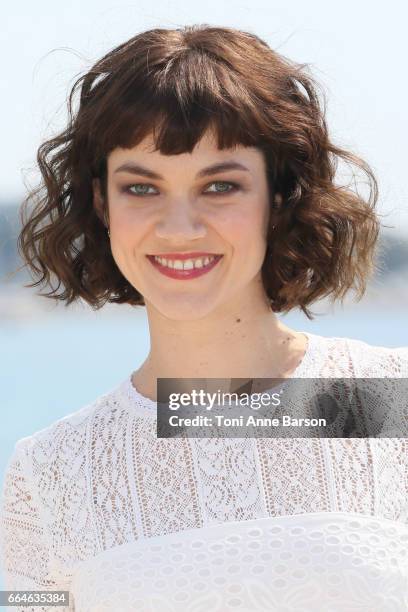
[2,0,408,234]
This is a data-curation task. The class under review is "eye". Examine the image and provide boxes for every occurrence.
[122,181,239,197]
[204,181,239,194]
[124,183,159,196]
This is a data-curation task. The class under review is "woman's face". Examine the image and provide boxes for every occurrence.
[100,129,272,321]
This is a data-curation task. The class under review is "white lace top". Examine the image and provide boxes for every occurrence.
[1,331,407,611]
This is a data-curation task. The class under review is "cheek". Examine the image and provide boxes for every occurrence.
[218,206,267,241]
[109,218,143,270]
[110,207,146,241]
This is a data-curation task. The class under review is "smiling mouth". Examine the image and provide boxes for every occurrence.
[146,254,223,279]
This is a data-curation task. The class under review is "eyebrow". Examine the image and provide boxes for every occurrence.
[113,160,250,180]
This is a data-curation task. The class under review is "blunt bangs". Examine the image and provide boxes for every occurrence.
[87,49,271,175]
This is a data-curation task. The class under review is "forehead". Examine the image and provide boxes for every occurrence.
[107,129,266,173]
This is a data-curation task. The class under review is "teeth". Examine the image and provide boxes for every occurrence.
[154,256,216,270]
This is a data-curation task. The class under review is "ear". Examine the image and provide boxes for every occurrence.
[92,178,108,227]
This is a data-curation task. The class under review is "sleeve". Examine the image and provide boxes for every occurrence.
[0,439,75,611]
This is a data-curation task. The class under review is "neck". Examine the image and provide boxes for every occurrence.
[131,293,308,402]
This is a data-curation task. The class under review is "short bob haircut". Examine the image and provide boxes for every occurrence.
[18,25,380,319]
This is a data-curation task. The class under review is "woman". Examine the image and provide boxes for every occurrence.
[1,25,407,611]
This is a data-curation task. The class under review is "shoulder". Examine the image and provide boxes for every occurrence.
[0,381,133,583]
[8,377,131,473]
[305,332,408,377]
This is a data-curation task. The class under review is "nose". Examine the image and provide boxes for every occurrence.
[155,198,206,242]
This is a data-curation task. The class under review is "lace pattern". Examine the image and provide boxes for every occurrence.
[1,332,407,610]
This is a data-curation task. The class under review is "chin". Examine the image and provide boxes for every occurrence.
[148,297,219,321]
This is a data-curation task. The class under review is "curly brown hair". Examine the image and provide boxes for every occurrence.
[17,25,380,319]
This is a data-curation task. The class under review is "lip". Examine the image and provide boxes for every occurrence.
[146,254,223,280]
[147,252,221,261]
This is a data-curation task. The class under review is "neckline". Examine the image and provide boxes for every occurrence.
[121,330,318,412]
